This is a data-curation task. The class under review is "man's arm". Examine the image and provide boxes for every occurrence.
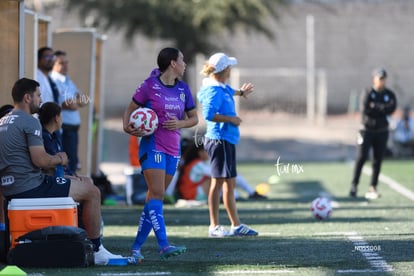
[29,145,68,169]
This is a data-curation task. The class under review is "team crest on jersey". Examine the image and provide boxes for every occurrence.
[56,177,67,185]
[180,92,186,102]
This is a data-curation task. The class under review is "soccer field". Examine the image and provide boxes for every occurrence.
[18,160,414,275]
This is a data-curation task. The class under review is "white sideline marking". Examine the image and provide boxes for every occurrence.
[214,270,294,274]
[336,232,393,273]
[98,273,171,276]
[362,167,414,201]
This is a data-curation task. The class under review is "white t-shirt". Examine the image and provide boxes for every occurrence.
[36,68,55,104]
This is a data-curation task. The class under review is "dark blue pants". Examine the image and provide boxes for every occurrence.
[62,124,79,175]
[352,130,389,188]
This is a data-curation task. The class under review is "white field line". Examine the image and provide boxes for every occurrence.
[336,231,393,273]
[362,167,414,201]
[98,273,171,276]
[97,271,294,276]
[214,270,294,274]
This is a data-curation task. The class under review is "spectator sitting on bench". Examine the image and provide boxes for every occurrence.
[391,105,414,156]
[0,78,122,265]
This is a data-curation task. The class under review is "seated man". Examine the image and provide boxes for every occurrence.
[391,105,414,156]
[0,78,121,265]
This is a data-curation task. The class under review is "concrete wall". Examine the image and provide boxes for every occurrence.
[42,0,414,117]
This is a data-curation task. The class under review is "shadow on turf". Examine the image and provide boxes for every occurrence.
[21,235,407,275]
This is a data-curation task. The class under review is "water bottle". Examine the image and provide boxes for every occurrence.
[55,165,64,177]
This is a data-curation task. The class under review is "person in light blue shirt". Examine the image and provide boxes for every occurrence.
[197,52,258,238]
[50,50,87,175]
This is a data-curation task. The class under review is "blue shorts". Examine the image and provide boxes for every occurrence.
[204,138,237,179]
[5,175,71,200]
[139,150,180,176]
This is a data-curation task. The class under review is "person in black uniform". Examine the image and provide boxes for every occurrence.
[349,68,397,199]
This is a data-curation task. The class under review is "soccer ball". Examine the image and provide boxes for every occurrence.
[129,107,159,136]
[311,197,332,220]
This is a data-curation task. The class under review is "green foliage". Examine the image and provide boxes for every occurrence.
[65,0,285,62]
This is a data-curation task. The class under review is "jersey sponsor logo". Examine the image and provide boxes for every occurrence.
[154,152,162,163]
[152,84,162,90]
[34,129,41,136]
[1,175,14,186]
[165,96,179,101]
[165,103,181,111]
[56,177,67,185]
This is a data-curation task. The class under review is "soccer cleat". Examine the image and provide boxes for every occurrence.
[230,224,258,236]
[365,191,380,200]
[209,225,230,238]
[128,249,144,265]
[365,186,380,199]
[249,191,268,200]
[159,245,186,260]
[94,245,123,265]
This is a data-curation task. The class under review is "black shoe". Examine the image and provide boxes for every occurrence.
[249,191,267,200]
[349,185,357,197]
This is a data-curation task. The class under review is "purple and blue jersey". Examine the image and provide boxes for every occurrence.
[132,75,195,156]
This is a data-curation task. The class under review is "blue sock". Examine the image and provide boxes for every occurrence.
[131,204,152,251]
[147,199,169,249]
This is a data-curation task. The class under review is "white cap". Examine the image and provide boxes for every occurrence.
[208,53,237,73]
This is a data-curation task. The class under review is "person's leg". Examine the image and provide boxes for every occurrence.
[370,131,389,190]
[68,175,101,240]
[141,168,168,247]
[130,170,174,261]
[222,177,241,227]
[131,203,151,249]
[350,131,372,195]
[68,175,122,264]
[209,177,223,228]
[200,177,211,199]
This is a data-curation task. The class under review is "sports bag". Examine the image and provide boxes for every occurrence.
[7,225,94,267]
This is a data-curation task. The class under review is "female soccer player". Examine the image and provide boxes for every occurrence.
[123,47,198,262]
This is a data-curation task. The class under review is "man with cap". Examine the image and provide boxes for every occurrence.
[349,68,397,199]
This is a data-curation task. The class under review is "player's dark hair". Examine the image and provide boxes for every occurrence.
[54,50,66,57]
[38,46,53,61]
[38,102,61,126]
[0,104,13,119]
[179,141,205,174]
[157,47,180,72]
[11,78,40,103]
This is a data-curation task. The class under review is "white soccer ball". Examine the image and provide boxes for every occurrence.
[311,197,332,220]
[129,107,159,136]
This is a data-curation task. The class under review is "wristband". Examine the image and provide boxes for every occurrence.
[240,89,244,96]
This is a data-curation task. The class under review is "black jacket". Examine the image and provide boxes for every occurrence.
[360,87,397,131]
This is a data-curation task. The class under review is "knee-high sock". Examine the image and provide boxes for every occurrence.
[147,199,169,249]
[131,203,152,250]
